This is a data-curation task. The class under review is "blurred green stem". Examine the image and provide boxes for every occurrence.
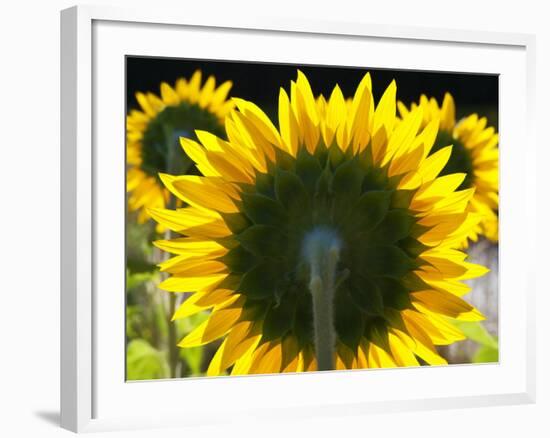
[167,288,178,377]
[164,127,179,378]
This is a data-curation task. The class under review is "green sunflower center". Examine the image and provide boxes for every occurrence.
[140,102,224,177]
[217,144,429,353]
[431,130,474,190]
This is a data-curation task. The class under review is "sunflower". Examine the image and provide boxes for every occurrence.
[398,94,499,245]
[149,71,488,375]
[126,70,235,225]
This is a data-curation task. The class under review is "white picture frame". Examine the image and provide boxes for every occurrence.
[60,4,537,433]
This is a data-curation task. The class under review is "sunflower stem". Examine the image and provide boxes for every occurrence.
[303,228,341,371]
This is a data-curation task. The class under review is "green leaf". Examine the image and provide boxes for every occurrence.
[175,310,210,335]
[353,191,392,232]
[240,192,287,226]
[126,256,157,275]
[126,270,157,290]
[179,346,203,375]
[126,339,170,381]
[473,344,499,363]
[454,321,498,349]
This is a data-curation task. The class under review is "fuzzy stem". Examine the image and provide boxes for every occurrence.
[303,228,341,371]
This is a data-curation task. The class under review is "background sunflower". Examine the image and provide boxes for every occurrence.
[398,93,499,246]
[127,70,234,227]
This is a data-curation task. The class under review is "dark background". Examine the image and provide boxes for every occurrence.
[127,56,499,127]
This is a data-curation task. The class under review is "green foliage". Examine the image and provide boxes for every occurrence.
[474,344,499,363]
[126,339,170,380]
[455,320,498,349]
[175,310,210,335]
[453,320,499,363]
[179,347,203,376]
[126,270,157,290]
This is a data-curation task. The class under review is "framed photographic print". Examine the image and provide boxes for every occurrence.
[61,5,536,433]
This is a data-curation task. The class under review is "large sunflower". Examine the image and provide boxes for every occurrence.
[126,70,235,225]
[149,72,488,375]
[398,94,499,245]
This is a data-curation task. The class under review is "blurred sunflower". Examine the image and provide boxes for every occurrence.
[149,71,488,375]
[398,94,499,245]
[127,70,235,226]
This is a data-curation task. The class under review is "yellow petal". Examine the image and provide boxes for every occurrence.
[350,73,374,152]
[160,82,180,106]
[180,137,222,178]
[170,175,239,213]
[385,106,423,164]
[172,289,234,320]
[233,98,282,148]
[147,207,230,238]
[388,331,419,367]
[159,257,226,276]
[159,273,227,293]
[178,295,244,347]
[371,80,396,162]
[198,76,216,108]
[411,290,485,321]
[153,236,227,256]
[440,93,456,132]
[278,88,299,156]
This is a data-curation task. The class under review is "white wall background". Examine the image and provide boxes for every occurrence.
[0,0,546,436]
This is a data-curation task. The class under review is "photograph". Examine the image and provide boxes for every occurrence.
[125,57,499,380]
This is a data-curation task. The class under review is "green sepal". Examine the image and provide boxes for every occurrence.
[352,190,392,232]
[334,286,365,350]
[237,260,283,300]
[293,291,313,345]
[362,245,415,278]
[236,225,286,258]
[366,318,391,352]
[220,245,256,274]
[391,189,416,209]
[295,149,323,194]
[221,212,251,234]
[261,292,297,342]
[376,276,412,310]
[315,164,333,201]
[240,192,287,226]
[331,158,364,198]
[370,209,415,244]
[274,168,310,212]
[400,236,430,258]
[348,274,384,316]
[253,172,276,198]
